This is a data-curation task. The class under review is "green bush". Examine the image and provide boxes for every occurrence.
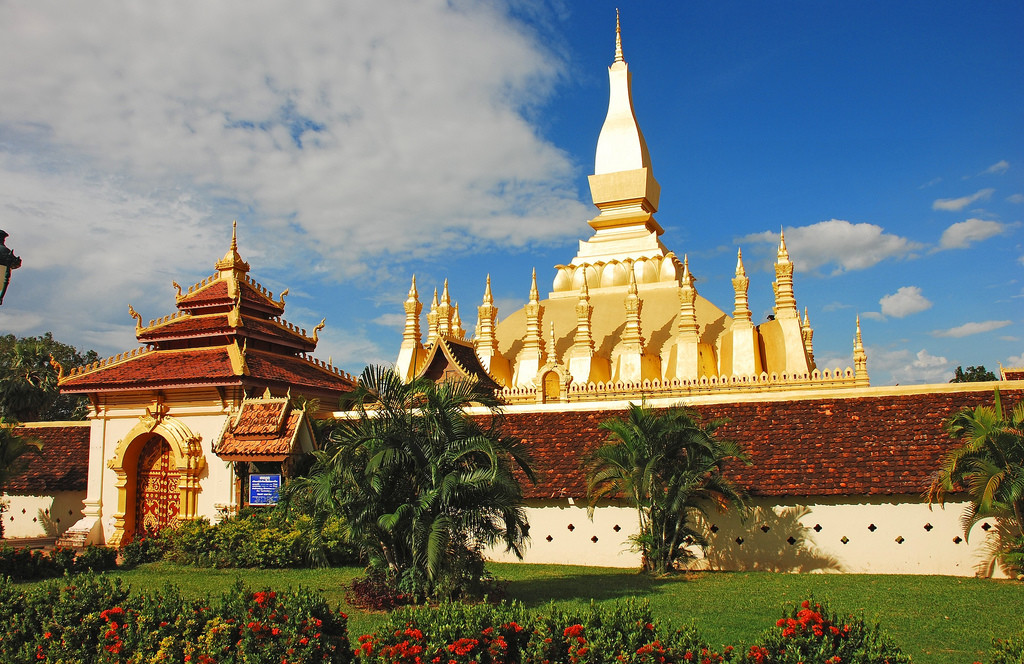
[159,511,359,569]
[74,544,118,572]
[990,630,1024,664]
[118,535,165,567]
[0,543,79,580]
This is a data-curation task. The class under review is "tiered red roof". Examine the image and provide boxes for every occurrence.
[497,387,1024,500]
[59,226,355,403]
[214,394,312,461]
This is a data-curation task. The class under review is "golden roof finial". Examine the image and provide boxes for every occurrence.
[441,278,451,305]
[216,220,250,274]
[312,318,326,343]
[614,9,624,64]
[483,274,493,304]
[529,268,539,303]
[408,275,419,299]
[735,248,746,277]
[778,227,790,260]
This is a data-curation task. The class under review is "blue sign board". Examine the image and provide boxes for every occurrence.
[248,474,282,506]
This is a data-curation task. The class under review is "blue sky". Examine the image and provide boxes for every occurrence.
[0,1,1021,386]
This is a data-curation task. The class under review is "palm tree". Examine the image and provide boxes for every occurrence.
[285,365,534,599]
[927,389,1024,542]
[586,403,749,574]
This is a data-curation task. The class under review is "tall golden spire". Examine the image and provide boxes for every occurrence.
[854,315,869,385]
[396,275,425,381]
[677,255,699,340]
[436,279,453,339]
[572,271,595,355]
[621,263,646,349]
[426,288,440,346]
[732,249,752,325]
[802,307,815,364]
[773,228,798,319]
[476,275,498,353]
[515,268,546,386]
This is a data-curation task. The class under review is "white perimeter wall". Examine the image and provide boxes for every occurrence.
[2,491,85,539]
[487,495,1010,578]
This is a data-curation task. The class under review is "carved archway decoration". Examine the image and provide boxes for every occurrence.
[106,411,206,546]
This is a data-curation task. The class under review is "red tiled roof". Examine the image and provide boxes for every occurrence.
[244,349,356,394]
[4,424,90,494]
[137,312,314,350]
[216,404,309,461]
[176,279,231,309]
[497,388,1024,500]
[1002,368,1024,381]
[60,347,237,391]
[60,345,355,398]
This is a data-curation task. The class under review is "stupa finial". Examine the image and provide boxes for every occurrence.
[215,220,250,274]
[614,9,624,64]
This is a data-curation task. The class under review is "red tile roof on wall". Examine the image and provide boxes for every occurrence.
[4,424,90,494]
[498,388,1024,500]
[215,400,310,461]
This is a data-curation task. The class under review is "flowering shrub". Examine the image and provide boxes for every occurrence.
[355,601,531,664]
[0,574,349,663]
[744,599,910,664]
[527,598,708,664]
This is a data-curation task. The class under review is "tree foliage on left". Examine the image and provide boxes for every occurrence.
[0,333,99,421]
[282,365,534,601]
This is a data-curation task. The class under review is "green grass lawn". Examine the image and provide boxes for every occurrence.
[94,562,1022,664]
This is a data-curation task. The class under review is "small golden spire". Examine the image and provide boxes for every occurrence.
[409,275,418,299]
[778,227,790,260]
[529,268,539,303]
[614,9,624,64]
[735,248,746,277]
[215,220,250,274]
[441,278,451,305]
[483,274,493,304]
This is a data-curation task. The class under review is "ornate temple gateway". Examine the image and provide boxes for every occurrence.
[54,226,355,546]
[396,16,868,403]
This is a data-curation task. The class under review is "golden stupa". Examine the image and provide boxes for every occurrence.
[397,13,867,403]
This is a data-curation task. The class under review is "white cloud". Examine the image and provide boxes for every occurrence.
[0,1,590,355]
[982,160,1010,175]
[938,218,1007,249]
[861,311,885,321]
[918,177,942,189]
[372,313,406,330]
[932,188,995,211]
[1008,194,1024,204]
[1006,352,1024,366]
[879,286,932,318]
[738,220,922,275]
[932,320,1013,338]
[873,347,952,385]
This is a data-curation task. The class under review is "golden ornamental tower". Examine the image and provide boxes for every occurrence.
[395,11,867,402]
